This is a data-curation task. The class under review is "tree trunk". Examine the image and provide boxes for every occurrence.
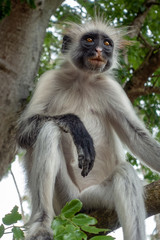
[0,0,64,179]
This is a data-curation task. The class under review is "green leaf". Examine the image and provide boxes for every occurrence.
[0,224,5,238]
[52,216,68,231]
[62,233,75,240]
[90,236,115,240]
[53,224,66,237]
[65,229,87,240]
[2,206,22,225]
[53,220,87,240]
[61,199,82,218]
[72,213,97,226]
[65,224,78,232]
[81,225,109,234]
[12,227,24,239]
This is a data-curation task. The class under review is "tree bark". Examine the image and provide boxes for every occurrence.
[124,48,160,102]
[0,0,64,179]
[128,0,158,38]
[125,0,160,101]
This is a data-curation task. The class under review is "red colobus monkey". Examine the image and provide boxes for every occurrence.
[17,19,160,240]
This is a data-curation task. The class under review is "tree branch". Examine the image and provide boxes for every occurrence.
[128,0,158,38]
[86,180,160,234]
[123,0,160,101]
[125,86,160,101]
[10,168,25,221]
[124,47,160,102]
[138,32,153,49]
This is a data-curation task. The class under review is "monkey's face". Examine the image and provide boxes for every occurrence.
[71,32,114,73]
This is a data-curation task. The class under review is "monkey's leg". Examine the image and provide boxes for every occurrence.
[112,162,146,240]
[79,162,146,240]
[25,122,62,240]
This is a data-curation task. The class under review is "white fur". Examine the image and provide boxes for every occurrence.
[19,21,160,240]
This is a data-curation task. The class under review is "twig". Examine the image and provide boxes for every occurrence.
[10,168,25,221]
[138,32,153,49]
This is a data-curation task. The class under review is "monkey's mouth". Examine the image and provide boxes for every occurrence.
[88,56,107,66]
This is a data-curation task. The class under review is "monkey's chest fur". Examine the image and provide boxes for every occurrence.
[47,72,125,191]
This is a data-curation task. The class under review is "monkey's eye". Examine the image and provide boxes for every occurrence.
[104,41,110,46]
[86,38,93,42]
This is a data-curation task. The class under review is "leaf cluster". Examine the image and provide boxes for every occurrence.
[0,200,115,240]
[0,0,36,20]
[52,199,114,240]
[0,206,24,239]
[0,0,11,20]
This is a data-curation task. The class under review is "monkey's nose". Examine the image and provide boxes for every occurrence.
[95,47,102,56]
[95,47,102,53]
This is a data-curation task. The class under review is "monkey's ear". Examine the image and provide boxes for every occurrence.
[61,35,72,54]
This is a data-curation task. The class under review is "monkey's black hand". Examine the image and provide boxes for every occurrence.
[52,114,96,177]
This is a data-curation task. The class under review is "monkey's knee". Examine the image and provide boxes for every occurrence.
[113,162,142,183]
[113,162,144,202]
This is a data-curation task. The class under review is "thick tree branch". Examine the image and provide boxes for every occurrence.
[138,32,153,49]
[124,47,160,102]
[128,0,158,38]
[125,86,160,101]
[87,180,160,234]
[123,0,160,101]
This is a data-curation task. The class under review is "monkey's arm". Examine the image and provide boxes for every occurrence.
[17,70,57,148]
[50,114,95,177]
[17,72,95,176]
[17,113,95,177]
[106,79,160,172]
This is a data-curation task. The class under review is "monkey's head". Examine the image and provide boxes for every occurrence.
[61,20,123,73]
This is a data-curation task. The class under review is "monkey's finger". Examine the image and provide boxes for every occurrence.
[81,169,88,177]
[77,144,94,176]
[81,148,92,177]
[79,157,90,176]
[88,159,94,172]
[84,137,95,158]
[88,139,96,159]
[88,150,95,171]
[80,157,89,177]
[85,144,95,172]
[81,162,89,177]
[77,146,85,169]
[78,155,84,169]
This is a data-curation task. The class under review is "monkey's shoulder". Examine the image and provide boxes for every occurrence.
[38,69,58,85]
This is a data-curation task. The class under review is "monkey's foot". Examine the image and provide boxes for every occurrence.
[26,226,53,240]
[30,233,52,240]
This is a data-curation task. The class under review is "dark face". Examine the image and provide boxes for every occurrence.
[72,31,114,73]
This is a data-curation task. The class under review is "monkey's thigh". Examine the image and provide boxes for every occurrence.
[54,161,80,214]
[79,161,146,240]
